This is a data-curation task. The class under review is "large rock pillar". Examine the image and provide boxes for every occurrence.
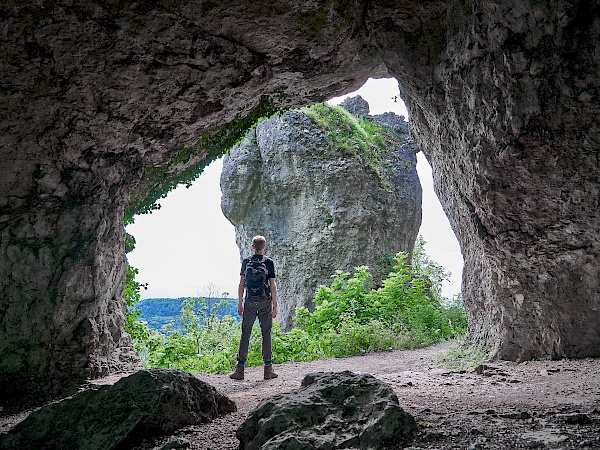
[221,104,422,330]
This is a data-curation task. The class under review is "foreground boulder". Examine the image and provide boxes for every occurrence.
[221,99,421,329]
[237,371,417,449]
[0,369,236,450]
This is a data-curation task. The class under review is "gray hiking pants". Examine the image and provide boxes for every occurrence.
[237,296,273,363]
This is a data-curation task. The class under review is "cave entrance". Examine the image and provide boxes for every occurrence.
[125,78,463,305]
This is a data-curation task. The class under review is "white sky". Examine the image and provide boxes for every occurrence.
[126,78,464,300]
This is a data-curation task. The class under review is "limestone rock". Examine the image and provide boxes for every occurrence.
[220,102,422,329]
[0,0,598,405]
[372,113,410,136]
[237,371,417,450]
[339,95,370,116]
[375,0,600,361]
[0,369,236,450]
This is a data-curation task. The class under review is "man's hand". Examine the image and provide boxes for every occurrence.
[238,304,244,316]
[272,304,277,318]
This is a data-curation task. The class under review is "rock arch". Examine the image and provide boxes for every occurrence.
[0,0,598,405]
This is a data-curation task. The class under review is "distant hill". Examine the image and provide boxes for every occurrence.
[133,297,239,332]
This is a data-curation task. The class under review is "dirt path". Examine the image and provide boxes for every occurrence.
[3,341,600,449]
[137,341,600,449]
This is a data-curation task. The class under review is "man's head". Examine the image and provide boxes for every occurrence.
[251,235,267,254]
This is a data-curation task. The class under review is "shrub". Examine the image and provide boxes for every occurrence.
[296,251,466,352]
[127,238,468,373]
[123,264,154,346]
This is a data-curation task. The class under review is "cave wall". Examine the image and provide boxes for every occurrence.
[368,0,600,360]
[0,0,598,404]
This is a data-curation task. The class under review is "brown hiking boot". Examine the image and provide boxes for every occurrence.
[264,364,278,380]
[229,364,244,380]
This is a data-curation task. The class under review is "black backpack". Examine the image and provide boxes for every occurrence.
[244,256,269,298]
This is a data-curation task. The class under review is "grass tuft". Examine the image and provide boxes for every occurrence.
[434,336,494,371]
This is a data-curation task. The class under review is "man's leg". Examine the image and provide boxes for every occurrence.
[257,299,278,379]
[237,303,257,363]
[230,302,257,380]
[256,299,273,363]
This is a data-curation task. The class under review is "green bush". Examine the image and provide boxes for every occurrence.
[297,253,466,355]
[434,336,493,371]
[142,298,242,373]
[123,264,153,345]
[297,265,374,334]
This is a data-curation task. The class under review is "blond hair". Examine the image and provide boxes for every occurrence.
[252,235,267,253]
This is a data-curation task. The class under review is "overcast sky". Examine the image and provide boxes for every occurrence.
[126,78,463,300]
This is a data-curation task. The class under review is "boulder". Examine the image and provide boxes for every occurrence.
[237,371,417,450]
[0,369,236,450]
[220,101,422,329]
[339,95,370,116]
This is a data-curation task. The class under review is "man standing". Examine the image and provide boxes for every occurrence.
[229,235,279,380]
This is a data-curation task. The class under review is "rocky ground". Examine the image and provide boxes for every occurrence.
[2,340,599,449]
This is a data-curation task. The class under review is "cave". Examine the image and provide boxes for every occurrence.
[0,0,598,406]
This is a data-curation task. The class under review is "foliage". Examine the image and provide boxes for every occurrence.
[123,264,152,344]
[127,237,468,374]
[440,294,470,334]
[410,235,450,300]
[272,318,400,362]
[134,297,238,331]
[297,250,467,349]
[301,103,398,189]
[132,296,240,373]
[125,232,136,254]
[296,265,373,333]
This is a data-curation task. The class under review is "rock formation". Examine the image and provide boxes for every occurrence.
[0,0,385,406]
[220,99,421,329]
[0,0,598,404]
[387,2,600,361]
[236,371,417,449]
[0,369,236,450]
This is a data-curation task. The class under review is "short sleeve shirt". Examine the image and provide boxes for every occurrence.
[240,255,276,279]
[240,255,275,299]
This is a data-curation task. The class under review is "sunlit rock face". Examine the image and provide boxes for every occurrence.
[220,101,421,330]
[0,0,598,405]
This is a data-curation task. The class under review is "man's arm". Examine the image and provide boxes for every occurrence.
[269,278,278,318]
[237,276,245,316]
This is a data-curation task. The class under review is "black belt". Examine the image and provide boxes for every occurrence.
[246,296,270,303]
